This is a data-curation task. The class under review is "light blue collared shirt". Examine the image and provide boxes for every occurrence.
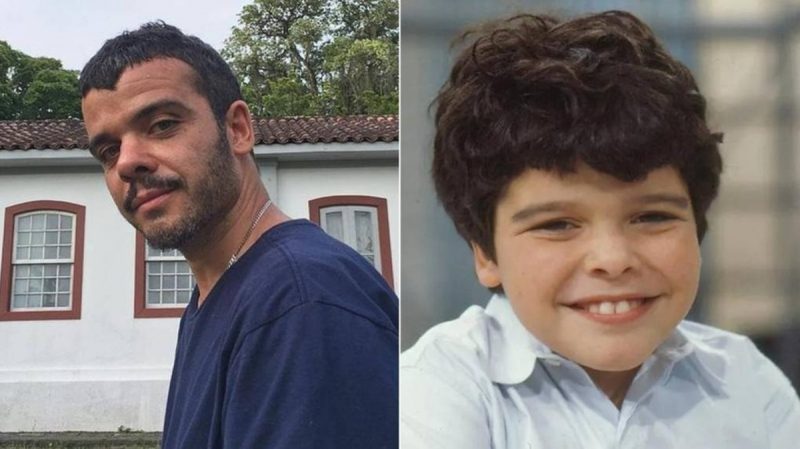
[401,295,800,448]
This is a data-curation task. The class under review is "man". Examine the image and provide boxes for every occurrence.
[401,10,800,448]
[80,22,398,448]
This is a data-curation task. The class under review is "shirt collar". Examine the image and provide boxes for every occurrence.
[482,294,728,388]
[483,294,559,384]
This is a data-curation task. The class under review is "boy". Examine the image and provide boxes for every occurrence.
[401,11,800,448]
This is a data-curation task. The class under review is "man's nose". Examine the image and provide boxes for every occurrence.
[116,136,157,182]
[582,228,640,279]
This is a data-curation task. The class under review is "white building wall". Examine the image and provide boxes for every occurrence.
[0,169,176,431]
[0,148,397,431]
[274,161,399,288]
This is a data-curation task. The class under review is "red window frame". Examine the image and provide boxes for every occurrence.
[309,195,394,288]
[0,201,85,321]
[133,232,188,318]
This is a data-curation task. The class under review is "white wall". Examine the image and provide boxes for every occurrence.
[0,169,177,431]
[274,161,399,289]
[0,152,398,431]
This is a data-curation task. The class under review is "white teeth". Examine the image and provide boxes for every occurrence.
[598,301,615,315]
[615,300,631,314]
[584,298,644,315]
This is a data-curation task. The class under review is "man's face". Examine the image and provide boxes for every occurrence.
[82,58,239,249]
[473,164,701,372]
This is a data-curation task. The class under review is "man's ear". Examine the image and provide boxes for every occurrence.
[224,100,255,157]
[471,242,501,289]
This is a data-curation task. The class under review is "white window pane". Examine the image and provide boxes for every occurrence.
[45,246,58,259]
[31,232,44,245]
[324,211,344,241]
[163,276,175,289]
[162,291,175,304]
[12,295,27,309]
[43,294,56,307]
[57,278,70,293]
[31,265,43,277]
[18,215,32,231]
[30,246,44,260]
[43,278,56,292]
[164,262,175,274]
[57,264,70,276]
[148,262,160,274]
[355,211,375,254]
[28,294,42,307]
[46,214,59,229]
[178,262,191,274]
[18,232,31,245]
[14,279,28,294]
[178,275,191,289]
[45,265,57,277]
[45,231,58,244]
[16,247,30,261]
[60,215,72,229]
[32,214,45,230]
[60,231,72,244]
[148,275,160,290]
[58,246,71,259]
[29,279,42,293]
[56,294,69,307]
[147,290,161,305]
[177,290,191,304]
[16,265,30,277]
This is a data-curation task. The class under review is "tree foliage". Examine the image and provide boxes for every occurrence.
[222,0,398,117]
[0,41,81,120]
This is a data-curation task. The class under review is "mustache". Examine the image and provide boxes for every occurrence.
[123,175,184,213]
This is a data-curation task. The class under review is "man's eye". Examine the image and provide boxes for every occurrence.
[633,212,676,224]
[152,119,178,133]
[97,145,120,164]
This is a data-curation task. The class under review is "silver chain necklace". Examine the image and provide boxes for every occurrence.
[227,199,272,268]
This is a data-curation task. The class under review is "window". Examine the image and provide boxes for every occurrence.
[309,196,394,288]
[134,233,195,318]
[0,201,85,321]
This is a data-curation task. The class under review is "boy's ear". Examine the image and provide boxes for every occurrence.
[471,242,501,289]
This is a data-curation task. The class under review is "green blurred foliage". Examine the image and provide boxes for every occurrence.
[222,0,398,117]
[0,41,81,120]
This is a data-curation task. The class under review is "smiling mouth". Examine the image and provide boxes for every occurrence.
[568,296,659,316]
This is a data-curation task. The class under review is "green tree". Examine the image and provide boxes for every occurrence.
[223,0,398,117]
[0,40,81,120]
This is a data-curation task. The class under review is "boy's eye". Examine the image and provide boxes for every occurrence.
[532,220,577,232]
[633,212,676,224]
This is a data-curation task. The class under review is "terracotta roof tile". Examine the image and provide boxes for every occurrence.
[0,116,398,151]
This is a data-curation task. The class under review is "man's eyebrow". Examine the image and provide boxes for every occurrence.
[131,99,192,123]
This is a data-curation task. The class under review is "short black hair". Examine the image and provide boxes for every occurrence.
[80,21,242,123]
[433,11,723,258]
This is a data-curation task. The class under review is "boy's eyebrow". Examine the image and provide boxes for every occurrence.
[511,201,573,222]
[509,193,690,222]
[633,193,690,209]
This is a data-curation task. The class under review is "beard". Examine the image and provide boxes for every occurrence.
[123,126,240,250]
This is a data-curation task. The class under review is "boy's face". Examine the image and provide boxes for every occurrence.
[473,163,700,372]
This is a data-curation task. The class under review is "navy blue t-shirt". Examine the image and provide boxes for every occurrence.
[161,220,398,449]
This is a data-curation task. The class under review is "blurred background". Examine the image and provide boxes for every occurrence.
[401,0,800,389]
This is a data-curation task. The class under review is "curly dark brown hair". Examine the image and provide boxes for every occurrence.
[432,10,723,259]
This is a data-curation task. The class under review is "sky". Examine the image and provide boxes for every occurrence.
[2,0,253,71]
